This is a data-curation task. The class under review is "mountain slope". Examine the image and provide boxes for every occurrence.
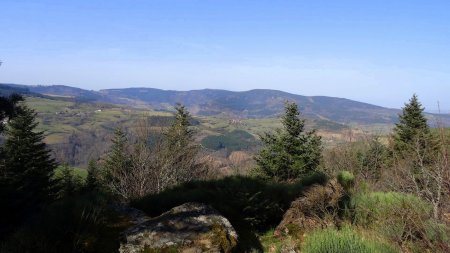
[2,83,448,125]
[100,88,399,124]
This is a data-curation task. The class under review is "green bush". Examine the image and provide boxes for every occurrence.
[353,191,449,250]
[337,170,355,190]
[302,227,399,253]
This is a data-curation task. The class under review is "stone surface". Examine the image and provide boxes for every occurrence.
[119,202,238,253]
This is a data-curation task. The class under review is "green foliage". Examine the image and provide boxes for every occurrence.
[302,227,399,253]
[0,93,23,133]
[165,103,193,147]
[353,191,448,249]
[102,127,132,196]
[0,103,57,236]
[86,160,100,190]
[201,129,255,151]
[337,171,355,191]
[393,94,430,152]
[356,137,388,180]
[160,103,205,186]
[104,127,130,178]
[132,174,327,251]
[255,101,322,182]
[55,164,84,198]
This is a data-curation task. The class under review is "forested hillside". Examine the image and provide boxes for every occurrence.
[4,83,449,125]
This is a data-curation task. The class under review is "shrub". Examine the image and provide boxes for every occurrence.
[302,227,399,253]
[337,170,355,190]
[353,191,449,250]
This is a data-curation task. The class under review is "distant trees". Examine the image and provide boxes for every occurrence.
[0,103,57,235]
[101,104,209,199]
[255,101,322,182]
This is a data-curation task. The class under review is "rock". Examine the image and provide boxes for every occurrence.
[274,179,344,238]
[119,202,238,253]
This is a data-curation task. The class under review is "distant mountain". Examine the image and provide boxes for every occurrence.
[2,83,449,126]
[100,88,401,124]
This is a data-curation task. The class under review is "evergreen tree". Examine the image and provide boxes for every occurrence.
[86,159,99,190]
[161,104,205,185]
[0,104,57,234]
[103,127,131,196]
[57,164,82,197]
[165,103,194,148]
[393,94,430,152]
[104,127,130,174]
[255,101,322,182]
[0,94,23,133]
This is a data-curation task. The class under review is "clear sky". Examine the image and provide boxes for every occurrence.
[1,0,449,111]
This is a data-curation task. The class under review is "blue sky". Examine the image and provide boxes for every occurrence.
[1,0,449,111]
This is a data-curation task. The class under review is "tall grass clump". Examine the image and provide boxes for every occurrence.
[336,170,355,191]
[302,227,399,253]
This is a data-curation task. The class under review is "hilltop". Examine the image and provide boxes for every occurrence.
[3,83,449,126]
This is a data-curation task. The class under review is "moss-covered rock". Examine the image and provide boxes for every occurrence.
[119,202,237,253]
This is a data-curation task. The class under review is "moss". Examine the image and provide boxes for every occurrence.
[142,245,179,253]
[209,223,237,252]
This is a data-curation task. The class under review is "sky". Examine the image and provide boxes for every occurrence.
[1,0,449,111]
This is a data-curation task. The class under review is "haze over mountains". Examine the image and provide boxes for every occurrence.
[1,83,449,126]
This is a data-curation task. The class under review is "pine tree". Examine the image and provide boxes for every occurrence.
[255,101,322,182]
[103,127,132,196]
[0,94,23,133]
[393,94,430,152]
[57,164,82,197]
[85,159,99,190]
[0,104,56,232]
[165,103,194,148]
[161,104,204,185]
[104,127,130,174]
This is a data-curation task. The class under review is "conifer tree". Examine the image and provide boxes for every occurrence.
[393,94,430,152]
[104,127,130,173]
[103,127,131,194]
[57,164,82,197]
[0,104,56,232]
[0,94,23,133]
[161,104,204,184]
[86,159,99,190]
[165,103,194,148]
[255,101,322,182]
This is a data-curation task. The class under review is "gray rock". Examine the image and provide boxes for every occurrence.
[119,202,238,253]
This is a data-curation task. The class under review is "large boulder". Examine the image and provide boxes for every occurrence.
[274,179,344,238]
[119,202,238,253]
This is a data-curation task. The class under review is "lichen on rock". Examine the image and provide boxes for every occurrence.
[119,202,238,253]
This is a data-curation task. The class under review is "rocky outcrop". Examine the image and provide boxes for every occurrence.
[274,179,344,238]
[119,202,238,253]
